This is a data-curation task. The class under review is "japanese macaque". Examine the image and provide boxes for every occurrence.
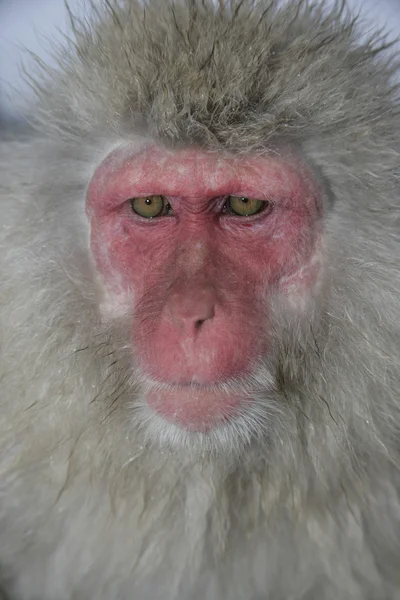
[0,1,400,599]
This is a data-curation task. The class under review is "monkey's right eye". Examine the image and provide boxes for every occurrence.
[130,195,169,218]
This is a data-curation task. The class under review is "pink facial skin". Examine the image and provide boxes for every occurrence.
[87,145,323,431]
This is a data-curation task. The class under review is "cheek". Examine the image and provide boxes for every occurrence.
[280,243,323,295]
[224,209,320,291]
[90,214,164,302]
[89,216,131,315]
[272,212,318,275]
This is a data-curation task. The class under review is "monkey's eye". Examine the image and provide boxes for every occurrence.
[130,195,170,218]
[225,196,266,217]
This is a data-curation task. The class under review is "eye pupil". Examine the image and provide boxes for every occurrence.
[145,198,152,205]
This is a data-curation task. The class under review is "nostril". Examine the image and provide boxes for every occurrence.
[167,285,217,333]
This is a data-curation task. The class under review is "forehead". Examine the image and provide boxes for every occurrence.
[105,143,291,172]
[91,143,312,201]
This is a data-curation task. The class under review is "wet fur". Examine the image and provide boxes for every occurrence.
[1,1,400,598]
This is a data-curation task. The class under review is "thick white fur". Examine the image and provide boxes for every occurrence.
[1,1,400,598]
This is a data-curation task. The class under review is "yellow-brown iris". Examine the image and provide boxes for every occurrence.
[131,195,165,218]
[227,196,265,216]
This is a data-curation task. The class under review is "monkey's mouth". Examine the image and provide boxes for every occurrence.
[145,380,245,432]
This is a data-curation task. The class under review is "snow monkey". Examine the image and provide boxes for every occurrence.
[0,1,400,599]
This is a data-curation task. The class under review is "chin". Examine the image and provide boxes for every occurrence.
[131,369,279,457]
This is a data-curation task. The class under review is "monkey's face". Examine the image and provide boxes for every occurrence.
[87,144,323,433]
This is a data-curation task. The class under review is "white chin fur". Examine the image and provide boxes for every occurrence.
[129,369,281,457]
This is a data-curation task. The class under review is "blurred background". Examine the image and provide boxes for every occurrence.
[0,0,400,126]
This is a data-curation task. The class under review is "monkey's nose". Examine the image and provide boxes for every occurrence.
[167,285,217,335]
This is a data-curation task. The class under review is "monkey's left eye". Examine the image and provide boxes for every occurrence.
[225,196,266,217]
[130,195,171,218]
